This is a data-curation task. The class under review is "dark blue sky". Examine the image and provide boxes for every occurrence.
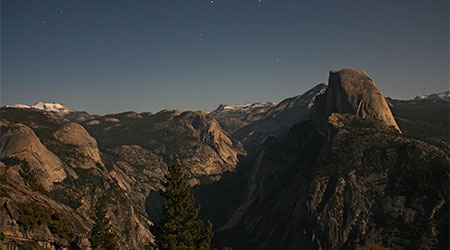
[2,0,448,114]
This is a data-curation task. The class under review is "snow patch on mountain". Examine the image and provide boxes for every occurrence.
[414,90,450,101]
[5,102,73,113]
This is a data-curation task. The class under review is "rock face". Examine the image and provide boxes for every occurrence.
[234,84,327,148]
[1,69,448,250]
[217,115,448,250]
[0,161,91,249]
[313,68,401,132]
[84,109,245,185]
[0,124,66,191]
[0,110,157,249]
[215,69,446,249]
[0,106,245,249]
[182,111,243,179]
[53,122,103,169]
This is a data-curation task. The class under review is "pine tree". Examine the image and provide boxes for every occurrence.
[152,161,214,250]
[89,199,119,250]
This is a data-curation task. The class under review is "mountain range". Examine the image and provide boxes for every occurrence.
[0,68,448,249]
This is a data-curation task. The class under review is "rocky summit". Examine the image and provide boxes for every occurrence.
[313,68,401,132]
[0,68,448,250]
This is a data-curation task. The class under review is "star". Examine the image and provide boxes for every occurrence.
[210,0,213,4]
[42,20,47,24]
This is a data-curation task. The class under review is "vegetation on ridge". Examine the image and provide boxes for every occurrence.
[152,161,214,250]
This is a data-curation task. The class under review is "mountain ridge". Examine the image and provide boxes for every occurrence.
[1,69,448,250]
[213,69,448,250]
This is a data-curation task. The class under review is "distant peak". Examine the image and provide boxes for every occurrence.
[414,90,450,101]
[313,68,401,132]
[4,102,72,113]
[212,102,277,113]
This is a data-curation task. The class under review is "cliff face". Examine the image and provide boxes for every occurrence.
[0,106,245,249]
[216,69,447,249]
[1,124,66,191]
[1,68,448,250]
[180,111,244,179]
[83,109,245,185]
[0,118,155,249]
[218,114,448,250]
[313,69,401,132]
[53,122,103,169]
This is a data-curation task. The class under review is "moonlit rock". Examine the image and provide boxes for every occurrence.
[0,124,67,191]
[53,123,103,169]
[312,68,401,132]
[4,102,72,113]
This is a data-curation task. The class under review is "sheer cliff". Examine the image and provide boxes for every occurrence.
[215,69,448,250]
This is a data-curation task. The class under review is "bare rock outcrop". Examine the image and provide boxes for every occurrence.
[0,124,66,190]
[219,115,447,250]
[188,111,241,169]
[169,111,246,184]
[313,68,401,132]
[53,122,103,169]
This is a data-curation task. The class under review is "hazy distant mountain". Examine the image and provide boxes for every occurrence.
[4,102,97,123]
[233,83,327,149]
[5,102,72,113]
[414,90,450,101]
[209,102,276,134]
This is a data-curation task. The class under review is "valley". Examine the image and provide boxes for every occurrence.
[0,69,448,250]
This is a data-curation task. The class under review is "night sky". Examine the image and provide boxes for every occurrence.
[2,0,448,114]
